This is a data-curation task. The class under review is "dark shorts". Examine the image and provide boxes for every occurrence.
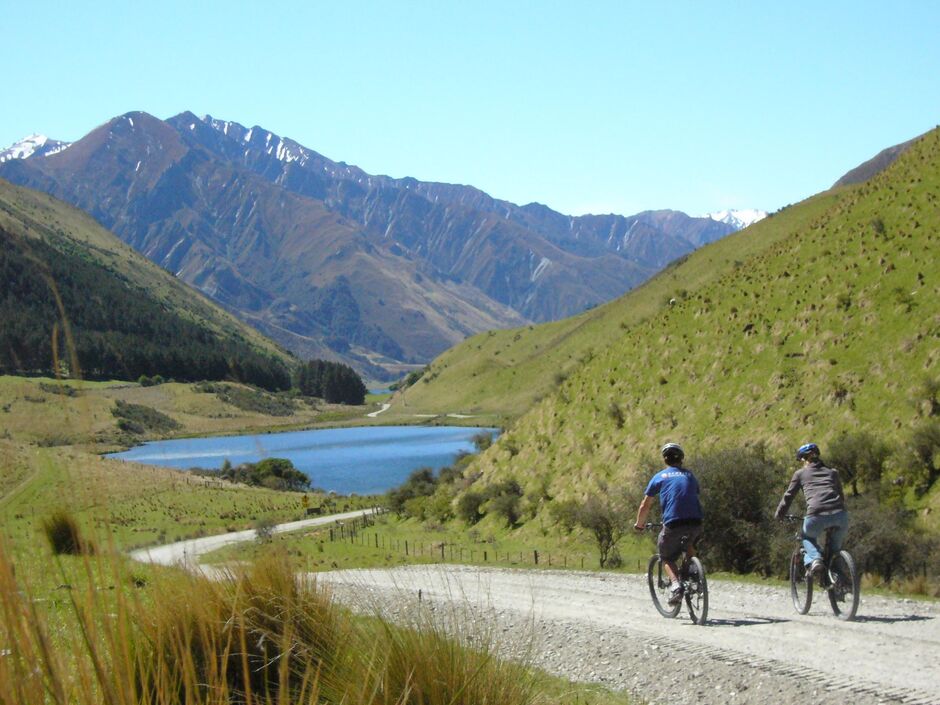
[657,521,703,562]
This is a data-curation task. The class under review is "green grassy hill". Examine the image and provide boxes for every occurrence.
[398,193,839,420]
[442,128,939,500]
[0,178,295,388]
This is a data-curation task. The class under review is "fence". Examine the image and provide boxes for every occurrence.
[320,514,608,570]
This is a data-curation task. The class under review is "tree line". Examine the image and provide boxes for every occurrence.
[296,359,367,405]
[0,228,292,391]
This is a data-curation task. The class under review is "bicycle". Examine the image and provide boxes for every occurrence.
[783,514,859,621]
[643,522,708,624]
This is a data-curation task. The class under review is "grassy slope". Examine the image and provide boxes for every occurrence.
[460,128,939,499]
[398,191,839,419]
[0,177,292,364]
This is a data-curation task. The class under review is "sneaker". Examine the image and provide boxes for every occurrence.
[809,559,825,575]
[667,583,683,606]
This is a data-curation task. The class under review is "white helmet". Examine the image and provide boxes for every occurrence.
[661,442,684,463]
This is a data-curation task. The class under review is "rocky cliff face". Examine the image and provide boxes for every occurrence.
[1,111,738,378]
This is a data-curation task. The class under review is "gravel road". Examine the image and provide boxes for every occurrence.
[130,516,938,705]
[316,565,940,705]
[128,509,375,567]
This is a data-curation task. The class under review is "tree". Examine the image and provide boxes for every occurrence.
[568,487,633,568]
[827,431,891,496]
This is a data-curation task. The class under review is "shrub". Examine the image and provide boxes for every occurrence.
[694,444,785,575]
[847,494,933,583]
[254,517,276,542]
[905,420,940,494]
[388,467,437,516]
[483,479,524,528]
[111,399,181,434]
[457,490,485,525]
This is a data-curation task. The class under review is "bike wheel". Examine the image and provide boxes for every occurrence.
[647,554,681,618]
[790,548,812,614]
[827,550,860,621]
[684,556,708,625]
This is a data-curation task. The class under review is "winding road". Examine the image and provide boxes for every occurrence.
[131,515,940,705]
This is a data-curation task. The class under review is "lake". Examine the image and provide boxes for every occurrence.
[107,425,497,495]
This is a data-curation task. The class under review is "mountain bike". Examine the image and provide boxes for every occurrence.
[784,515,859,621]
[644,522,708,624]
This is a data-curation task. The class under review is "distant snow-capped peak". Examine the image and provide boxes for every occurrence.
[704,209,767,230]
[0,134,71,163]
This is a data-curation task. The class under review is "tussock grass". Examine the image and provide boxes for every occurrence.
[0,541,557,705]
[41,508,94,556]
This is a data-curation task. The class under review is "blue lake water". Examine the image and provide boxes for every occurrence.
[107,426,497,495]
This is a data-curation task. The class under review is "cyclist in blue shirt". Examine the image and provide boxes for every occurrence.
[634,443,704,604]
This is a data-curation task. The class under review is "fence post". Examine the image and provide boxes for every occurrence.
[484,551,487,562]
[440,543,445,560]
[405,540,409,556]
[533,550,539,565]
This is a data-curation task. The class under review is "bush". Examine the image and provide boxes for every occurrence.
[388,467,437,516]
[847,494,937,584]
[694,444,786,575]
[483,479,524,528]
[905,420,940,494]
[456,490,485,524]
[111,399,181,434]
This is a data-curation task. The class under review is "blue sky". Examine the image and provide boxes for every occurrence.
[3,1,938,216]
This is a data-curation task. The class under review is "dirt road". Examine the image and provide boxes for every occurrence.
[317,565,940,705]
[128,509,375,568]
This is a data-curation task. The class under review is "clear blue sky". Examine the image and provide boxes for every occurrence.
[3,1,938,216]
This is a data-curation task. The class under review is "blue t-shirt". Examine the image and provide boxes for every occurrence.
[645,466,702,525]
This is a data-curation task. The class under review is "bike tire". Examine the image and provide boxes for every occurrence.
[790,548,812,614]
[684,556,708,625]
[827,550,860,621]
[647,554,681,618]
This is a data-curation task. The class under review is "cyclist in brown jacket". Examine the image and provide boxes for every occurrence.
[775,442,848,575]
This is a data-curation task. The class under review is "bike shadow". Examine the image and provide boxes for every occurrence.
[700,616,790,628]
[851,614,933,624]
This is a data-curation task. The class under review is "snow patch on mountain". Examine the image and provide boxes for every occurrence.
[704,209,767,230]
[0,134,71,163]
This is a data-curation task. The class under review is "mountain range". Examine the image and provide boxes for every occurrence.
[1,112,758,379]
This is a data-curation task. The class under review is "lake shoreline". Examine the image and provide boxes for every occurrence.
[107,425,499,496]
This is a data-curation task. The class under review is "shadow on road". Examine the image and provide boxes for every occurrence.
[851,614,934,624]
[702,616,790,628]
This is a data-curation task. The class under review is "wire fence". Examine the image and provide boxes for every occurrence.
[320,513,649,572]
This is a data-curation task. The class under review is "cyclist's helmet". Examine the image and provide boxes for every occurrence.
[796,442,820,461]
[661,442,684,465]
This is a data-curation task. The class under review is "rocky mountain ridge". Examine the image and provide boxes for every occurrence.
[1,111,747,378]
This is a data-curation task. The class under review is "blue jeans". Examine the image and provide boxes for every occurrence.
[802,510,849,565]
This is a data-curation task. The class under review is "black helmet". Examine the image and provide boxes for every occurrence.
[661,442,684,464]
[796,443,820,461]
